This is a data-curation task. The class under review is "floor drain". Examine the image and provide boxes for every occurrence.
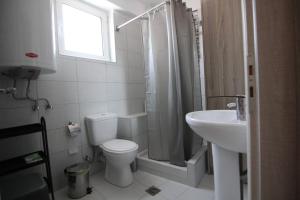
[146,186,161,196]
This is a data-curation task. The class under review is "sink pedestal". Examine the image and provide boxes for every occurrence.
[185,110,247,200]
[212,144,241,200]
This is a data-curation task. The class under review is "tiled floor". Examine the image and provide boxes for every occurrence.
[55,170,215,200]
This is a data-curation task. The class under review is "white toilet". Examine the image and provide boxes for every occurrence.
[85,113,138,187]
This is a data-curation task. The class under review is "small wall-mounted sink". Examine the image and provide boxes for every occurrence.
[186,110,248,200]
[186,110,247,153]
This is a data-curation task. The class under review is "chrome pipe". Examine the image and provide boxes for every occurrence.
[10,79,53,111]
[115,1,170,31]
[207,95,246,121]
[0,87,16,94]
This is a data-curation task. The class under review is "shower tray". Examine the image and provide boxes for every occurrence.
[136,146,207,187]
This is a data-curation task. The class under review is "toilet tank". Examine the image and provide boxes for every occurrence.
[85,113,118,146]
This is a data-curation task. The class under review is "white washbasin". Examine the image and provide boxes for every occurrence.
[186,110,248,200]
[186,110,247,153]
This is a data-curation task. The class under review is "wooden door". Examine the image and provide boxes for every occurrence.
[201,0,245,109]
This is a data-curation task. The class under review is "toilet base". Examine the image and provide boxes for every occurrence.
[104,162,133,187]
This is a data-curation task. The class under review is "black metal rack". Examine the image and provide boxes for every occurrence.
[0,117,55,200]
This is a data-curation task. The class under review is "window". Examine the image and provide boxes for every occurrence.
[56,0,115,61]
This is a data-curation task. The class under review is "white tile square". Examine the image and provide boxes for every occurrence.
[126,21,142,38]
[128,99,145,114]
[91,173,143,200]
[78,82,106,103]
[66,148,83,163]
[79,130,89,150]
[37,81,78,105]
[106,99,143,116]
[139,194,168,200]
[128,83,145,99]
[39,57,77,81]
[114,11,129,25]
[106,65,128,83]
[48,128,68,154]
[66,135,82,154]
[77,60,106,82]
[107,100,130,115]
[128,51,144,69]
[127,36,143,54]
[176,187,214,200]
[115,30,127,51]
[159,180,189,200]
[50,151,69,190]
[106,83,129,100]
[134,171,168,187]
[128,66,145,83]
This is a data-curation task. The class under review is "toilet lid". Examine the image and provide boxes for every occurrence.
[102,139,138,153]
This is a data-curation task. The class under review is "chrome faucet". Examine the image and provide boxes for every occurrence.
[207,95,246,121]
[234,95,246,121]
[0,87,16,94]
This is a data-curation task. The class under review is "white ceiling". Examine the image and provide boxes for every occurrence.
[138,0,163,7]
[137,0,201,10]
[110,0,201,15]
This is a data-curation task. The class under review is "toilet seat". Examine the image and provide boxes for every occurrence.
[101,139,138,154]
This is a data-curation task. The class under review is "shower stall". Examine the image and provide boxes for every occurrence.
[116,0,206,186]
[142,0,203,167]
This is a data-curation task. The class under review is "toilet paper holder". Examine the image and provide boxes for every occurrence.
[66,121,81,137]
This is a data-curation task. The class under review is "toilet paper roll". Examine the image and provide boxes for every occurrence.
[67,122,81,137]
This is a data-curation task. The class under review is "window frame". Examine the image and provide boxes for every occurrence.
[56,0,111,61]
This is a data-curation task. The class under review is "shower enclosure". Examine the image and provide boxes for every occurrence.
[115,0,206,186]
[141,0,203,167]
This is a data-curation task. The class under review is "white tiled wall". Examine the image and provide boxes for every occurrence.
[0,11,146,190]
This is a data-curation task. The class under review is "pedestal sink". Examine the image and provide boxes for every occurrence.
[186,110,247,200]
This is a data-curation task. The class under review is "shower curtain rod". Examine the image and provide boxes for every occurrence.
[115,1,170,31]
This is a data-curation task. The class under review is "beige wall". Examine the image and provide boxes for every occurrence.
[254,0,297,199]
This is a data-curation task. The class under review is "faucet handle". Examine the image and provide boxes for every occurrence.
[45,104,53,110]
[207,95,246,120]
[235,95,246,99]
[227,102,237,109]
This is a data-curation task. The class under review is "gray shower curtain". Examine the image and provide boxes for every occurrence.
[143,0,202,166]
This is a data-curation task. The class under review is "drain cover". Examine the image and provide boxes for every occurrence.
[146,186,161,196]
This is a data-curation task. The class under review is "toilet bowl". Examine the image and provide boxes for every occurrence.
[85,113,138,187]
[101,139,138,187]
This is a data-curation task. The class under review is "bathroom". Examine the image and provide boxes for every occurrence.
[0,0,299,200]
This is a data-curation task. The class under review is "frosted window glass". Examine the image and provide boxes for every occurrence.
[62,4,103,56]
